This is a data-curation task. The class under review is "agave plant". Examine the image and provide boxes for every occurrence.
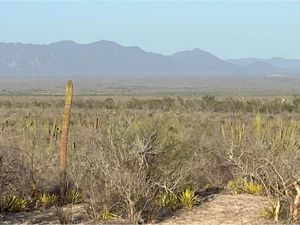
[39,193,58,207]
[1,195,28,212]
[155,191,179,209]
[179,188,199,210]
[66,189,83,204]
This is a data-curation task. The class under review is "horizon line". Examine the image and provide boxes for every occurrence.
[0,39,299,61]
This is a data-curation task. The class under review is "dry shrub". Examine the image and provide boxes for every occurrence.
[221,114,300,221]
[74,113,193,223]
[0,146,32,197]
[3,96,300,222]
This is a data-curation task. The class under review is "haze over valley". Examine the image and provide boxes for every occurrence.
[3,2,300,225]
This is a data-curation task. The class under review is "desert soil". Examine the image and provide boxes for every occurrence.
[159,194,271,225]
[0,194,272,224]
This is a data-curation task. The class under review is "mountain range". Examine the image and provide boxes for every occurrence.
[0,40,299,76]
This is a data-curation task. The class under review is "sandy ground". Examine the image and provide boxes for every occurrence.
[0,194,272,225]
[158,194,271,225]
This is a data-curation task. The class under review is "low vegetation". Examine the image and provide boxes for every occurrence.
[1,95,300,223]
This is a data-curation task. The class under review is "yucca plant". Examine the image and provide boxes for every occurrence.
[1,195,28,212]
[155,191,179,209]
[39,193,58,207]
[66,189,83,204]
[179,188,199,210]
[227,177,263,195]
[244,181,263,194]
[99,205,119,221]
[227,177,245,194]
[60,80,73,200]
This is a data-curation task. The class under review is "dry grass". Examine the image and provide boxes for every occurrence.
[1,95,300,223]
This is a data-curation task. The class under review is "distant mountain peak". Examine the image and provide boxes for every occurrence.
[192,48,202,52]
[0,40,299,76]
[172,48,214,57]
[50,40,78,45]
[91,39,121,46]
[247,61,273,67]
[228,56,300,71]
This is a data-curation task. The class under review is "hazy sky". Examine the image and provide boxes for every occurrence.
[1,1,299,59]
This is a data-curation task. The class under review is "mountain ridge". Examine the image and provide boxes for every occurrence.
[227,57,300,71]
[0,40,299,76]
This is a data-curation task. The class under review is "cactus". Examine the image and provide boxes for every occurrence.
[60,80,73,200]
[95,117,99,130]
[255,113,262,141]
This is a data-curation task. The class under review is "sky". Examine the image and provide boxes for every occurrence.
[0,1,300,59]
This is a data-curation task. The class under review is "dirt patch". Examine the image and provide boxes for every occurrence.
[158,194,271,225]
[0,194,272,224]
[0,203,89,224]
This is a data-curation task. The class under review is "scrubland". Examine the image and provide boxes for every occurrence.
[1,95,300,223]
